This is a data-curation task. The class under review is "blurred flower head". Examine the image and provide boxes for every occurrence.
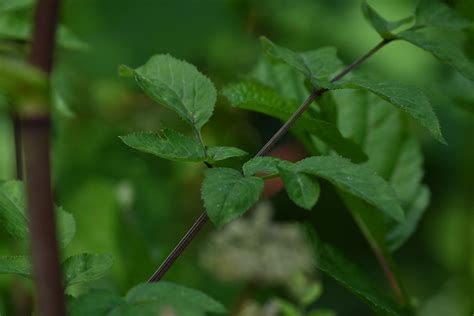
[200,202,314,286]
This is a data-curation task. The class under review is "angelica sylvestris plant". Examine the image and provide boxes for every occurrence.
[116,1,473,315]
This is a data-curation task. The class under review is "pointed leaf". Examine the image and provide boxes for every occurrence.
[415,0,471,29]
[127,54,216,131]
[57,207,76,248]
[399,30,474,82]
[337,77,445,143]
[362,2,413,39]
[206,146,248,162]
[305,226,405,315]
[120,129,206,162]
[0,256,31,278]
[260,37,342,87]
[278,164,320,210]
[295,156,404,222]
[222,82,367,162]
[62,253,114,288]
[202,168,264,226]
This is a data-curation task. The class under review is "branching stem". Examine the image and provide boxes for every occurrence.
[148,40,399,295]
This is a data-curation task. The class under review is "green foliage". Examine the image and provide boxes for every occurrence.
[0,180,76,248]
[121,129,248,163]
[0,256,31,278]
[414,0,471,29]
[306,226,405,315]
[361,2,413,39]
[260,36,342,88]
[201,168,264,226]
[398,30,474,82]
[70,282,226,316]
[222,82,367,162]
[242,156,283,177]
[122,54,217,132]
[120,129,206,162]
[62,253,114,288]
[295,156,404,222]
[336,77,445,143]
[206,146,248,162]
[278,164,320,210]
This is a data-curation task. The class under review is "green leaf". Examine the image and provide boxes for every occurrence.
[260,37,342,87]
[206,146,248,162]
[274,298,301,316]
[222,82,367,162]
[295,155,404,222]
[305,226,405,315]
[337,77,445,143]
[127,54,216,131]
[57,207,76,248]
[0,180,27,239]
[201,168,264,226]
[0,256,31,278]
[0,181,76,247]
[242,156,283,177]
[0,0,34,14]
[62,253,114,288]
[362,2,413,39]
[120,129,206,162]
[278,164,320,210]
[125,282,227,315]
[415,0,471,29]
[387,186,430,251]
[0,15,87,50]
[69,290,124,316]
[399,30,474,82]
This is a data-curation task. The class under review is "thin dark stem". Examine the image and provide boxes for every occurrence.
[148,212,209,282]
[148,39,391,283]
[22,0,65,315]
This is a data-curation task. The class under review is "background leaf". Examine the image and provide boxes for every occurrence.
[201,168,263,226]
[337,77,445,143]
[0,180,27,239]
[361,2,413,39]
[260,37,342,87]
[306,226,405,315]
[62,253,114,288]
[0,256,31,278]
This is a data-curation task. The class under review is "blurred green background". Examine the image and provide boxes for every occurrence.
[0,0,473,315]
